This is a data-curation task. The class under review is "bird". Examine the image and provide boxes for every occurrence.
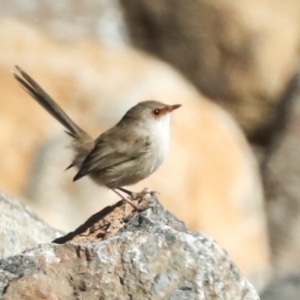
[13,66,181,210]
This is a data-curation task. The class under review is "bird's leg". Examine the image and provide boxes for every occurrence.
[117,187,133,196]
[130,188,157,201]
[112,189,148,211]
[118,187,157,211]
[117,187,157,202]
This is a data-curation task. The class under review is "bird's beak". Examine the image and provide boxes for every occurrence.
[168,104,182,112]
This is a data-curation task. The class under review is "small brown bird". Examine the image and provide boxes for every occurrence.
[13,66,181,210]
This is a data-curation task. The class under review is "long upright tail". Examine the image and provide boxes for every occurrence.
[13,66,94,168]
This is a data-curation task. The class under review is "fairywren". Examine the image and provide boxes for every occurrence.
[13,66,181,210]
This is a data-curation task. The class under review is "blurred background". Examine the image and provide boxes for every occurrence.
[1,0,300,294]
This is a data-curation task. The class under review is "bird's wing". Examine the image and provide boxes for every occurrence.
[73,126,150,181]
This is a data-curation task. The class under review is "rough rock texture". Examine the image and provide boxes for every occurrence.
[0,18,270,285]
[120,0,300,143]
[263,73,300,277]
[260,271,300,300]
[0,190,62,259]
[0,196,260,300]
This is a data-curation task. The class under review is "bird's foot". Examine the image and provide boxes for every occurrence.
[125,198,150,212]
[112,188,154,212]
[130,188,157,209]
[124,195,154,212]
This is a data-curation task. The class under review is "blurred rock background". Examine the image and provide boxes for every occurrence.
[0,0,300,293]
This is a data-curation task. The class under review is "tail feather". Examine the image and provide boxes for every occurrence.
[13,66,81,137]
[13,66,95,170]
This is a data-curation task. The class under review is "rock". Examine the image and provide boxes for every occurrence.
[0,0,128,45]
[260,271,300,300]
[0,190,62,259]
[0,19,269,286]
[263,73,300,277]
[120,0,300,143]
[0,195,260,300]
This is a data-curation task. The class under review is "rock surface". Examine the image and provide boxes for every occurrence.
[263,73,300,277]
[0,190,62,259]
[260,271,300,300]
[0,195,260,300]
[0,0,127,45]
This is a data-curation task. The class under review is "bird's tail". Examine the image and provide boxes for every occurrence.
[13,66,94,168]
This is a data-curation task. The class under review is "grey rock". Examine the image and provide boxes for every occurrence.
[263,74,300,277]
[0,196,259,300]
[0,190,62,259]
[0,0,128,45]
[260,271,300,300]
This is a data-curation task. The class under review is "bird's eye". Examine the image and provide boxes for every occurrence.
[154,109,160,115]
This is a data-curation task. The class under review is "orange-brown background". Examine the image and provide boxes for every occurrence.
[1,0,300,292]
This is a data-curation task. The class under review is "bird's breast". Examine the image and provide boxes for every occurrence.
[146,118,170,174]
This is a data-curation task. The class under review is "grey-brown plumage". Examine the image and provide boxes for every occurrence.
[13,66,181,209]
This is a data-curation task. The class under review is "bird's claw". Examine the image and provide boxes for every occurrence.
[128,187,157,210]
[116,187,157,211]
[130,187,157,201]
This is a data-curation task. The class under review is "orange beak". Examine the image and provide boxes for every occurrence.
[168,104,182,112]
[160,104,182,116]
